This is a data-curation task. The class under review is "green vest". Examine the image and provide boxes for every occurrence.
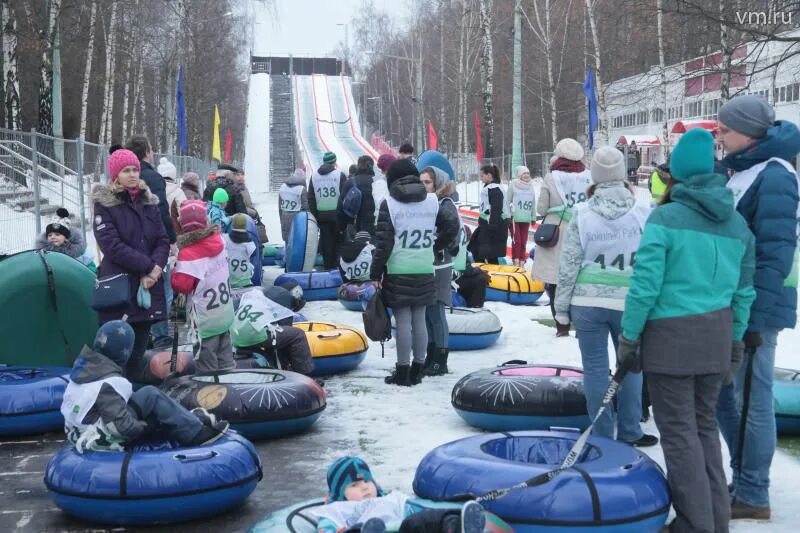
[650,170,668,204]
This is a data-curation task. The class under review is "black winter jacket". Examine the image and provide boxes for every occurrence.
[308,164,347,224]
[203,176,247,216]
[469,185,508,261]
[140,161,177,244]
[337,171,376,236]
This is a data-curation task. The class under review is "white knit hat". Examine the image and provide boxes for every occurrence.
[554,138,584,162]
[157,157,177,180]
[590,146,626,184]
[515,165,530,178]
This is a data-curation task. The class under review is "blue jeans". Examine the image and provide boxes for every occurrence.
[150,263,173,347]
[128,385,204,445]
[571,306,644,442]
[716,327,779,508]
[425,303,448,350]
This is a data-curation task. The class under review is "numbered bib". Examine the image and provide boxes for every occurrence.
[223,234,256,288]
[450,199,468,272]
[386,194,438,275]
[510,180,535,222]
[340,243,374,282]
[552,169,592,210]
[176,252,234,338]
[312,171,340,211]
[279,184,304,212]
[479,183,510,221]
[230,289,294,348]
[62,376,132,431]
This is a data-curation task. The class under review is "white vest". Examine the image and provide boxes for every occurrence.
[340,243,375,282]
[61,376,132,432]
[552,169,592,210]
[230,288,294,348]
[386,194,439,274]
[279,183,304,212]
[312,171,341,211]
[223,234,257,289]
[727,157,800,287]
[175,251,234,338]
[479,183,510,221]
[510,179,536,222]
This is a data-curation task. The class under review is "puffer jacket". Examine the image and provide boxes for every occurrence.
[621,172,756,375]
[337,170,376,236]
[468,183,507,261]
[93,182,169,324]
[35,230,86,259]
[207,201,230,232]
[203,175,247,216]
[139,161,176,244]
[429,168,460,266]
[308,164,347,224]
[722,120,800,332]
[554,182,638,319]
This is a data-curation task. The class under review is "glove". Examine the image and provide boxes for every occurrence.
[743,331,762,352]
[726,340,745,386]
[617,336,641,374]
[554,313,570,326]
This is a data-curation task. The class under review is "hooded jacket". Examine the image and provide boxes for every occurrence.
[337,169,377,236]
[621,173,756,375]
[172,225,226,294]
[35,229,86,259]
[722,120,800,332]
[468,181,507,261]
[308,164,347,223]
[427,166,460,267]
[92,183,170,324]
[203,175,247,216]
[139,161,177,244]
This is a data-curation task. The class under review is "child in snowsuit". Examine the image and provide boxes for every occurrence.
[207,187,231,232]
[223,213,257,289]
[172,200,236,373]
[35,207,95,270]
[339,231,375,283]
[61,320,228,453]
[311,456,485,533]
[279,168,309,242]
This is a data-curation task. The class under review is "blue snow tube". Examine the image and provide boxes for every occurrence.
[275,270,343,301]
[262,244,286,267]
[163,369,326,440]
[0,366,69,436]
[45,432,262,526]
[452,363,590,431]
[413,431,670,532]
[416,150,455,181]
[285,211,319,272]
[338,281,379,311]
[451,290,467,307]
[392,308,502,351]
[775,367,800,435]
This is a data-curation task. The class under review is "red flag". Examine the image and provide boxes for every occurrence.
[427,120,438,151]
[473,111,484,162]
[224,128,233,162]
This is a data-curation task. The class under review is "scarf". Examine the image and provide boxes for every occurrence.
[550,158,586,173]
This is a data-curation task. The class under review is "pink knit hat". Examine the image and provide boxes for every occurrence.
[107,149,141,181]
[377,154,397,173]
[178,200,208,233]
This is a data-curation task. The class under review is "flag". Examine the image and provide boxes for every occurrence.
[211,105,222,161]
[176,66,188,153]
[427,120,438,151]
[473,111,484,162]
[224,128,233,162]
[583,68,598,150]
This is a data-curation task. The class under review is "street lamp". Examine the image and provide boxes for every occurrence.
[366,51,423,152]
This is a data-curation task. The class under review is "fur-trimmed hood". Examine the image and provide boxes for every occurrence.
[92,182,159,208]
[35,231,85,258]
[177,224,220,249]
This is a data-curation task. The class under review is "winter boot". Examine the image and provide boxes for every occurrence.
[187,420,229,447]
[422,343,436,371]
[410,361,425,385]
[384,364,411,386]
[424,348,449,376]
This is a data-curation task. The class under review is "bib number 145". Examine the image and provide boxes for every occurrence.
[594,253,635,270]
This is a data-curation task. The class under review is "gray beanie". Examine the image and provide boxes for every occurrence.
[590,146,626,184]
[718,95,775,139]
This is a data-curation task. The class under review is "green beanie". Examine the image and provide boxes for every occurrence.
[212,187,229,203]
[669,128,715,182]
[323,152,337,165]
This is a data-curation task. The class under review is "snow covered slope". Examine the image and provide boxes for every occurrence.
[243,73,270,193]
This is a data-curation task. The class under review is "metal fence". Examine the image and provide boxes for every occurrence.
[0,128,210,256]
[449,152,556,184]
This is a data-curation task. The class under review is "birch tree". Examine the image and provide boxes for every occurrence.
[31,0,62,134]
[79,0,98,140]
[99,1,118,144]
[584,0,607,144]
[438,0,446,152]
[656,0,669,146]
[478,0,495,157]
[1,0,19,129]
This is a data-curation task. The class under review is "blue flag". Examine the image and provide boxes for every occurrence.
[176,65,188,153]
[583,68,598,149]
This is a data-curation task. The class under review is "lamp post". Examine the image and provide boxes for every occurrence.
[368,52,423,152]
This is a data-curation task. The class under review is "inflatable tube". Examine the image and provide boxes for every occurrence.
[163,369,326,440]
[249,498,513,532]
[452,363,590,431]
[451,290,467,307]
[775,367,800,435]
[45,432,262,526]
[285,211,319,272]
[391,308,502,351]
[337,281,379,312]
[293,321,368,376]
[275,270,343,301]
[0,366,69,436]
[0,251,97,367]
[475,263,544,305]
[262,243,286,266]
[133,350,195,385]
[413,430,670,532]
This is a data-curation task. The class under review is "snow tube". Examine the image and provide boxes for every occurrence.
[451,290,467,307]
[414,431,670,532]
[337,280,379,311]
[285,211,319,272]
[0,366,69,436]
[0,250,97,367]
[163,369,326,440]
[452,363,590,431]
[45,432,262,526]
[133,350,196,385]
[416,150,455,180]
[249,498,513,532]
[294,321,368,376]
[262,243,285,266]
[275,270,343,301]
[775,367,800,435]
[475,263,544,305]
[391,308,502,351]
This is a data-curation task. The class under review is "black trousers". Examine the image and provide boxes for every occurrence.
[318,221,340,270]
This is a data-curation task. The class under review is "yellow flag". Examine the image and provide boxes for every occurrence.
[211,105,222,161]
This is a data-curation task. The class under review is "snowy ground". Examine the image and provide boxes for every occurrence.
[250,190,800,531]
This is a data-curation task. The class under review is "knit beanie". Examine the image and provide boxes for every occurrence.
[46,207,72,239]
[377,154,397,173]
[326,456,385,502]
[323,152,337,165]
[157,157,177,180]
[670,128,715,182]
[213,187,230,204]
[181,172,200,188]
[179,200,208,232]
[231,213,249,233]
[718,94,775,139]
[590,146,627,184]
[516,166,530,179]
[385,158,420,187]
[553,138,584,162]
[93,320,135,365]
[107,149,141,181]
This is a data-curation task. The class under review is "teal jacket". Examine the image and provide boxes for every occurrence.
[622,173,756,342]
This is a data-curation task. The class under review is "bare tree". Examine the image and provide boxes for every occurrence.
[478,0,495,157]
[584,0,607,143]
[79,0,97,140]
[1,0,20,129]
[99,1,118,144]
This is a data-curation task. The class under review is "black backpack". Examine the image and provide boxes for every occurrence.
[362,288,392,349]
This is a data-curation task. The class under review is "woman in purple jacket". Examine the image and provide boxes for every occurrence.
[93,149,169,379]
